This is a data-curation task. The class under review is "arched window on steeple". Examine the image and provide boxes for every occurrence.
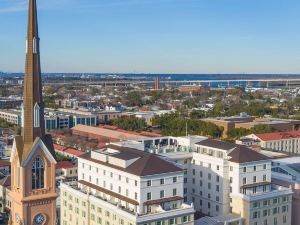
[31,157,44,190]
[33,103,40,128]
[17,161,20,188]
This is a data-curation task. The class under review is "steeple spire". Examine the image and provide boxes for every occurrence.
[22,0,45,144]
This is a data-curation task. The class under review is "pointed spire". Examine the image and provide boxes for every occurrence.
[22,0,45,144]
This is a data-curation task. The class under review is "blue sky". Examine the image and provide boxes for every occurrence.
[1,0,300,74]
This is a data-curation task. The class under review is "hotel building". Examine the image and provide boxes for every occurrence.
[60,144,195,225]
[120,138,293,225]
[241,131,300,154]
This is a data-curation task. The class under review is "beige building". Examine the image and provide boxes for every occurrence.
[56,161,78,182]
[203,115,300,138]
[61,144,195,225]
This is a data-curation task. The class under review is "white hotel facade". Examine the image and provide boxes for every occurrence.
[117,137,294,225]
[60,144,195,225]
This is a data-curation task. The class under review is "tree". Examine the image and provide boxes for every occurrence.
[152,113,222,138]
[112,116,147,131]
[226,125,276,140]
[126,92,143,107]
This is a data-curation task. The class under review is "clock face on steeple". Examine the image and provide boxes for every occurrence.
[34,213,46,224]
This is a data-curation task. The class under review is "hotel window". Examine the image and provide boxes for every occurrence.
[253,176,257,183]
[160,190,165,198]
[169,219,175,225]
[182,216,188,222]
[135,192,138,200]
[147,180,152,187]
[135,180,138,186]
[200,180,203,187]
[173,188,177,196]
[263,164,267,169]
[216,175,220,182]
[283,215,287,223]
[118,186,121,193]
[160,178,165,185]
[243,167,246,172]
[200,171,203,177]
[263,174,267,181]
[253,211,259,219]
[254,166,257,171]
[263,185,267,192]
[243,178,247,185]
[216,185,219,192]
[184,188,187,194]
[118,175,121,180]
[31,156,45,190]
[217,165,220,170]
[282,205,287,212]
[126,177,129,183]
[110,172,113,178]
[173,177,177,183]
[208,173,211,180]
[216,196,219,202]
[147,192,152,200]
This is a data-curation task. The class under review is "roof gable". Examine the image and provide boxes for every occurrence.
[228,145,270,163]
[23,137,57,166]
[79,144,182,176]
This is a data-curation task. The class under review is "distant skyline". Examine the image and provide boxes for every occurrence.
[1,0,300,74]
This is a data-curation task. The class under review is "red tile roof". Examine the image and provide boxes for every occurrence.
[64,148,85,157]
[56,161,77,169]
[53,144,66,151]
[255,131,300,141]
[0,160,10,168]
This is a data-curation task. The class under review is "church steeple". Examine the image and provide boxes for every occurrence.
[10,3,57,223]
[22,0,45,144]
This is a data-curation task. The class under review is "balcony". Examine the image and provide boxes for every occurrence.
[145,146,192,154]
[232,184,293,202]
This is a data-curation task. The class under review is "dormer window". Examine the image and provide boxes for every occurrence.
[34,103,40,128]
